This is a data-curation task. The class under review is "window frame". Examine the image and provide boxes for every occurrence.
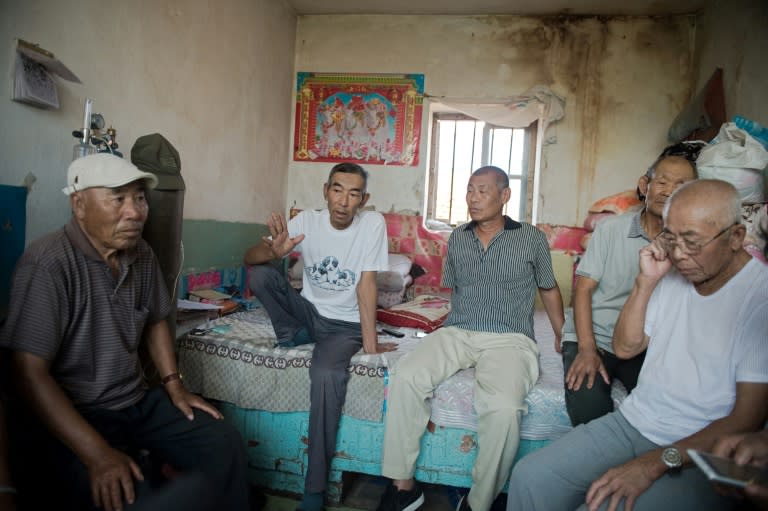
[426,112,537,225]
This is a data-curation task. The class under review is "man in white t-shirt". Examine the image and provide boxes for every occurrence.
[561,150,697,426]
[244,162,395,511]
[506,179,768,511]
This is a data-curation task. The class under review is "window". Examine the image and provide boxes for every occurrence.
[427,113,536,226]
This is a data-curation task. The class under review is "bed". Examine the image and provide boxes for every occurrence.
[177,306,626,502]
[175,212,625,501]
[176,199,767,502]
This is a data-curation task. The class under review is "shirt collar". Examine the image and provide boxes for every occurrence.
[64,217,138,266]
[462,215,522,232]
[627,209,650,240]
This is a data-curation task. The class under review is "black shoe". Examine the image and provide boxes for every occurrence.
[376,483,425,511]
[250,487,267,511]
[456,494,472,511]
[444,486,468,510]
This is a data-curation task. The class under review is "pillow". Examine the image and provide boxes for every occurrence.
[387,253,413,277]
[583,211,615,232]
[377,271,409,292]
[409,263,427,280]
[588,190,642,215]
[378,287,409,309]
[537,224,589,254]
[377,295,451,332]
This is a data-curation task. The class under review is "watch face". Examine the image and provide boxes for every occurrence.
[662,447,683,468]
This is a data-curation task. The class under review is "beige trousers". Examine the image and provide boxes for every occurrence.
[381,326,540,511]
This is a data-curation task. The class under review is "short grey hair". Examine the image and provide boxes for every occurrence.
[663,179,742,227]
[471,166,509,191]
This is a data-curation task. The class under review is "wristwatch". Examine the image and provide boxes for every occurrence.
[661,446,683,473]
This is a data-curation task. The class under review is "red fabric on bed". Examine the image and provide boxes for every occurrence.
[536,224,588,254]
[383,213,451,296]
[377,295,451,332]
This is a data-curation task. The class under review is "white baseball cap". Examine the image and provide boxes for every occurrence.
[62,153,159,195]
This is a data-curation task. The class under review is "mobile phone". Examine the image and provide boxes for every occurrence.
[688,449,768,488]
[380,328,405,338]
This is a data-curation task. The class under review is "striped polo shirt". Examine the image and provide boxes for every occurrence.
[442,216,556,340]
[0,218,171,411]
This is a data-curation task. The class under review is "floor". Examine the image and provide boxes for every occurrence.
[259,474,457,511]
[259,474,509,511]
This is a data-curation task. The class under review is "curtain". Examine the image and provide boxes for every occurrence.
[428,85,566,224]
[427,85,565,130]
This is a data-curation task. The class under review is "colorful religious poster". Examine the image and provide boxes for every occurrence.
[293,72,424,166]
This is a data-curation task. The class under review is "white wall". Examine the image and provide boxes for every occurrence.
[694,0,768,126]
[0,0,296,243]
[291,15,695,225]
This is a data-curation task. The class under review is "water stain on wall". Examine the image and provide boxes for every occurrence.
[480,23,556,88]
[545,17,611,219]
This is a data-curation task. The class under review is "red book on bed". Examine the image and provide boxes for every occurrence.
[377,295,450,333]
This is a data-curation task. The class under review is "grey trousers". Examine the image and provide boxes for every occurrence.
[249,264,363,494]
[506,411,736,511]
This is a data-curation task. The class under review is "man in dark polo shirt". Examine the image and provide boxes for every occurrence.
[377,166,565,511]
[0,154,249,511]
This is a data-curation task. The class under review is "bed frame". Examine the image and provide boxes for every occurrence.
[219,403,549,503]
[177,307,585,503]
[177,214,593,501]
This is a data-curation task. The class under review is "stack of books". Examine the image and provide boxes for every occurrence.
[187,289,240,316]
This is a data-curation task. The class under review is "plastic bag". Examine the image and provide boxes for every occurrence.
[696,123,768,203]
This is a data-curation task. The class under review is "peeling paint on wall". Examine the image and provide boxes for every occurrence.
[293,15,694,225]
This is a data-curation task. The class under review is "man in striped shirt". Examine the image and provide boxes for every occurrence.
[378,166,565,511]
[0,154,249,511]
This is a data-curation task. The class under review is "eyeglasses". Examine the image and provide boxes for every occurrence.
[656,223,738,256]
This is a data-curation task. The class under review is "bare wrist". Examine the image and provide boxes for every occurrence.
[161,372,182,385]
[635,274,661,290]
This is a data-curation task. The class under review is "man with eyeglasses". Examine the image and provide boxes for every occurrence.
[561,147,697,426]
[507,179,768,511]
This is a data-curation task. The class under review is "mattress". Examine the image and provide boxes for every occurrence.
[178,308,626,442]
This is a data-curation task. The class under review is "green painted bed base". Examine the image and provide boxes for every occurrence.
[219,402,551,503]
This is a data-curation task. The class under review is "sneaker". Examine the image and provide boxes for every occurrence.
[376,483,425,511]
[444,486,468,509]
[456,494,472,511]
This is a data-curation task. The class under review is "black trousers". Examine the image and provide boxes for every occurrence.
[10,387,250,511]
[561,341,646,426]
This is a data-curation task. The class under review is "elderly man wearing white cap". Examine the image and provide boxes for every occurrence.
[0,154,250,511]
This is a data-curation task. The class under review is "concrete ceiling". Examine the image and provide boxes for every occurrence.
[287,0,707,16]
